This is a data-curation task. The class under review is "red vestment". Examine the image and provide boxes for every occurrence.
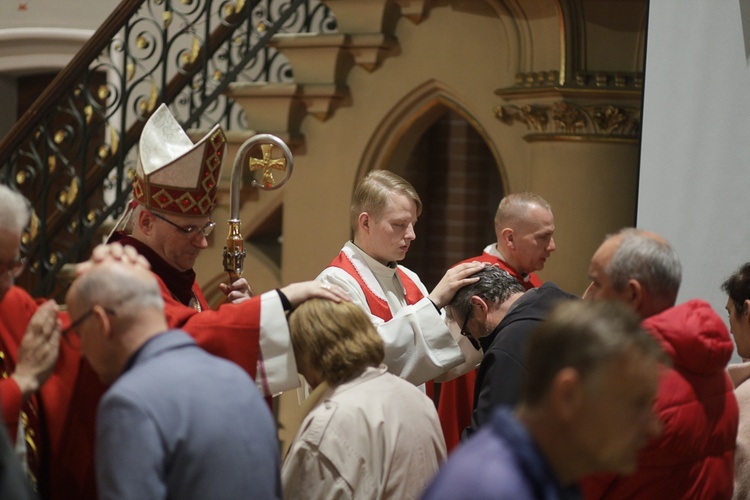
[0,286,83,499]
[328,251,435,398]
[328,252,425,319]
[437,247,540,452]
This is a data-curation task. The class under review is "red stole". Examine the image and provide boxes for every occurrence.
[467,252,541,291]
[328,251,435,398]
[328,252,425,319]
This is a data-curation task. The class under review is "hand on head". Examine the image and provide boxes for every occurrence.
[280,281,351,309]
[428,261,488,309]
[77,243,151,275]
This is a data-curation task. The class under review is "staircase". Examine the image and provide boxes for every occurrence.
[0,0,437,301]
[0,0,339,299]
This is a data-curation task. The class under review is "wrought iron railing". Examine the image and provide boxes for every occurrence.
[0,0,335,299]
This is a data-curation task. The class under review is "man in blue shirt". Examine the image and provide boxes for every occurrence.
[421,300,666,500]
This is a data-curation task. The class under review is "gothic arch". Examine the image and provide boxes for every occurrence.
[358,79,507,190]
[358,79,506,287]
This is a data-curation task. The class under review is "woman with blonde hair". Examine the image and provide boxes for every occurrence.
[282,299,446,499]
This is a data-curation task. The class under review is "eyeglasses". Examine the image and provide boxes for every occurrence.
[62,306,116,345]
[459,305,481,351]
[0,256,26,278]
[150,211,215,237]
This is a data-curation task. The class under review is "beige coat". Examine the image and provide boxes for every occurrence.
[281,366,447,499]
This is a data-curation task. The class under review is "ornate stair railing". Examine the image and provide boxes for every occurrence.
[0,0,335,299]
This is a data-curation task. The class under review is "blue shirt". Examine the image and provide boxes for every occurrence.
[421,407,580,500]
[96,329,281,499]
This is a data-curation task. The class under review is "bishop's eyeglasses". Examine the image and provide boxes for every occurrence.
[62,306,116,346]
[150,211,216,237]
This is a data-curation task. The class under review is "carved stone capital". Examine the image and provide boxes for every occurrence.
[495,101,641,142]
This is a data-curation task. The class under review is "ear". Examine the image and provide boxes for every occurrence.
[469,296,492,328]
[92,305,113,340]
[138,209,155,235]
[500,227,514,249]
[625,279,644,309]
[743,300,750,321]
[470,295,489,315]
[548,367,584,420]
[358,212,370,233]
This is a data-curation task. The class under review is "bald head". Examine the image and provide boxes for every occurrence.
[69,260,163,314]
[66,259,166,383]
[0,185,30,235]
[587,228,681,318]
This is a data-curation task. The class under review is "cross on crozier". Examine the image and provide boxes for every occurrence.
[249,144,287,188]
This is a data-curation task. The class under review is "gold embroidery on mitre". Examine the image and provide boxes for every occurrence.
[132,107,227,217]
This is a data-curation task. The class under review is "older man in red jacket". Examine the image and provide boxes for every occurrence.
[581,228,738,499]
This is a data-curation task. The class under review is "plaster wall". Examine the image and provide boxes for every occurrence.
[282,4,522,284]
[0,1,117,31]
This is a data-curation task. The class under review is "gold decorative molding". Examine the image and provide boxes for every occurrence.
[495,101,640,142]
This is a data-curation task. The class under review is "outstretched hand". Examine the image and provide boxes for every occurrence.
[428,261,488,309]
[280,281,351,308]
[220,278,253,304]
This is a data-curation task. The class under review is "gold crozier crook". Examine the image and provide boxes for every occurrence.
[223,134,294,283]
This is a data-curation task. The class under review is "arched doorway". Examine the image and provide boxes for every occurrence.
[396,109,503,290]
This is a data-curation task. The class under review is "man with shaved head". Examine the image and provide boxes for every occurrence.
[488,192,556,286]
[581,228,738,499]
[66,259,280,499]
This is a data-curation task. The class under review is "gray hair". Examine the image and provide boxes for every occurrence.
[606,228,682,304]
[447,266,525,323]
[74,262,164,314]
[523,300,668,405]
[0,185,31,234]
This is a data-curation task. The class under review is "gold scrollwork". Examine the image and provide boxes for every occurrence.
[495,101,640,138]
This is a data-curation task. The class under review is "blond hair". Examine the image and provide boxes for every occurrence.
[350,170,422,234]
[289,300,385,386]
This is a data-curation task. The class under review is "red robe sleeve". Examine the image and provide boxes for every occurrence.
[158,278,261,380]
[0,287,37,440]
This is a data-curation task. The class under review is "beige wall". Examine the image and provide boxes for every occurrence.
[196,0,643,300]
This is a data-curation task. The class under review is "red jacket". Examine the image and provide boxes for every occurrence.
[581,299,739,499]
